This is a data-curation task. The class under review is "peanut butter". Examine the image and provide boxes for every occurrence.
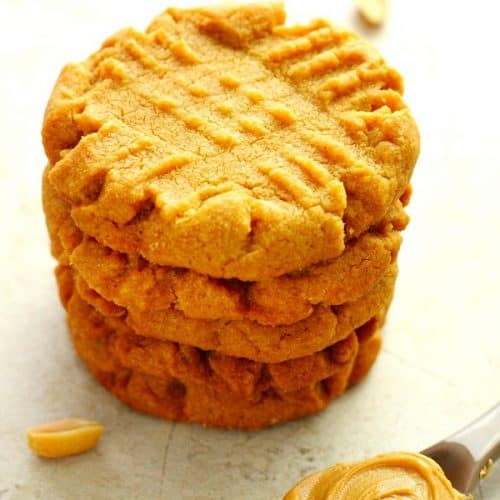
[284,451,465,499]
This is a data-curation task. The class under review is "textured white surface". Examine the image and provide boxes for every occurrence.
[0,0,499,498]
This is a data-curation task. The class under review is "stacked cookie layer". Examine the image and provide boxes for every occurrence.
[41,3,419,429]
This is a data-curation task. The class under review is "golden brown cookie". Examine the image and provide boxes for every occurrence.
[66,289,371,400]
[71,231,400,325]
[66,290,382,429]
[58,262,396,363]
[43,3,419,280]
[43,168,406,326]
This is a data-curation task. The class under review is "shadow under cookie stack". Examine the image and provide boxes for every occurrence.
[41,3,419,430]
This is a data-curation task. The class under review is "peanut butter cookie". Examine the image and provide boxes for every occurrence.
[66,289,382,429]
[42,3,419,280]
[57,263,396,363]
[66,289,376,401]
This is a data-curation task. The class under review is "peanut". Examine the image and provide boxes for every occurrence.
[27,418,103,458]
[355,0,387,26]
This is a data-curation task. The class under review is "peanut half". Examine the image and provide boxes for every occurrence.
[27,418,104,458]
[355,0,387,26]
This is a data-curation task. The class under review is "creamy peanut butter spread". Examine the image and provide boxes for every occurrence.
[283,451,465,499]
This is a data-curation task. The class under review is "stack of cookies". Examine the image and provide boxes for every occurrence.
[41,3,419,429]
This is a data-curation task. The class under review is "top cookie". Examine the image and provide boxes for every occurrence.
[43,2,419,280]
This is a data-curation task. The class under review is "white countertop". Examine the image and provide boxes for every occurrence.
[1,0,499,498]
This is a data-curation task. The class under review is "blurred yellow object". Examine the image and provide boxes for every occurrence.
[355,0,386,26]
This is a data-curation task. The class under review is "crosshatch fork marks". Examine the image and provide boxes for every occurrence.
[42,3,418,279]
